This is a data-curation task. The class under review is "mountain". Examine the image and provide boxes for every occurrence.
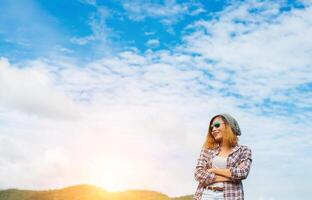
[0,184,193,200]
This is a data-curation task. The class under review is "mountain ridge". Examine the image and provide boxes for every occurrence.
[0,184,193,200]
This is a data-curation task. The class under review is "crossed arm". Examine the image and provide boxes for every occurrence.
[194,150,232,185]
[208,168,232,179]
[213,174,232,183]
[194,148,252,185]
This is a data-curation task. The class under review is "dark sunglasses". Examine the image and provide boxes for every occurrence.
[210,121,225,129]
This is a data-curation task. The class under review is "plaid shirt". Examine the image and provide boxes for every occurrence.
[193,145,252,200]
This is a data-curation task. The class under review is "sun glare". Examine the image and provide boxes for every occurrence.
[91,156,130,192]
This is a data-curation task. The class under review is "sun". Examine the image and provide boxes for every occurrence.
[91,156,130,192]
[99,164,122,191]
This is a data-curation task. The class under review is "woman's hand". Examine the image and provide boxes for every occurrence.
[207,168,216,173]
[203,175,232,186]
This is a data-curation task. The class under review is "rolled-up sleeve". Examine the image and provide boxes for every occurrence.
[194,149,215,184]
[230,147,252,180]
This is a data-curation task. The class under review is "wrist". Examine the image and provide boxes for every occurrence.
[212,168,219,174]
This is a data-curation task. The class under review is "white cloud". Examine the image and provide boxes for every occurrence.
[79,0,97,6]
[70,5,113,55]
[70,36,95,45]
[144,31,155,36]
[122,0,204,25]
[146,39,160,48]
[0,58,79,119]
[1,40,311,197]
[181,0,312,119]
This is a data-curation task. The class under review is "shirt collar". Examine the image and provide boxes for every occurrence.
[213,144,241,155]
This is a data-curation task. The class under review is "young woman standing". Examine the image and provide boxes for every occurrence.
[193,113,252,200]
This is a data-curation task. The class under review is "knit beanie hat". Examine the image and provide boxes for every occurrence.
[210,113,241,136]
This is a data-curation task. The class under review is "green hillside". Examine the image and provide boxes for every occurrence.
[0,184,193,200]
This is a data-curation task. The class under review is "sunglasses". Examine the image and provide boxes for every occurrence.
[210,121,225,129]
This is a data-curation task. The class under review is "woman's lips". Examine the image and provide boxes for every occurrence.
[212,132,220,137]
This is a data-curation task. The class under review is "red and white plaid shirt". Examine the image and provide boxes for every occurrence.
[193,144,252,200]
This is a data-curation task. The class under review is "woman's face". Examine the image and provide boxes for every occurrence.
[210,117,226,143]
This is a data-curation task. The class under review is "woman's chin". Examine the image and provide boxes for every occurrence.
[214,137,222,143]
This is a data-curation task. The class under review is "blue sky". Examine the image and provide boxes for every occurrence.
[0,0,312,200]
[2,0,304,61]
[1,0,229,61]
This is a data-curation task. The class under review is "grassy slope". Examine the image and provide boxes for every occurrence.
[0,184,193,200]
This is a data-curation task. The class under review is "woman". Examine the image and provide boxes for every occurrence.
[193,113,252,200]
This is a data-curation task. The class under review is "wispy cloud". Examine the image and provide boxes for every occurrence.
[121,0,204,25]
[79,0,97,6]
[69,2,118,59]
[146,39,160,48]
[70,6,112,47]
[181,0,312,119]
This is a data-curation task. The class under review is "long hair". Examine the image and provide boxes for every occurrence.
[202,115,238,149]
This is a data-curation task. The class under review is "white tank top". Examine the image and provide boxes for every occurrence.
[208,156,227,187]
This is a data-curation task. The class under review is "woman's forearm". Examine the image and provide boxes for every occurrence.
[208,168,232,178]
[203,175,231,187]
[214,175,231,182]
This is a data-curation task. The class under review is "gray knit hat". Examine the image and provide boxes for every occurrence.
[210,113,241,136]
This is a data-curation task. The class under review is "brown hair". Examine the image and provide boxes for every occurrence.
[202,115,238,149]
